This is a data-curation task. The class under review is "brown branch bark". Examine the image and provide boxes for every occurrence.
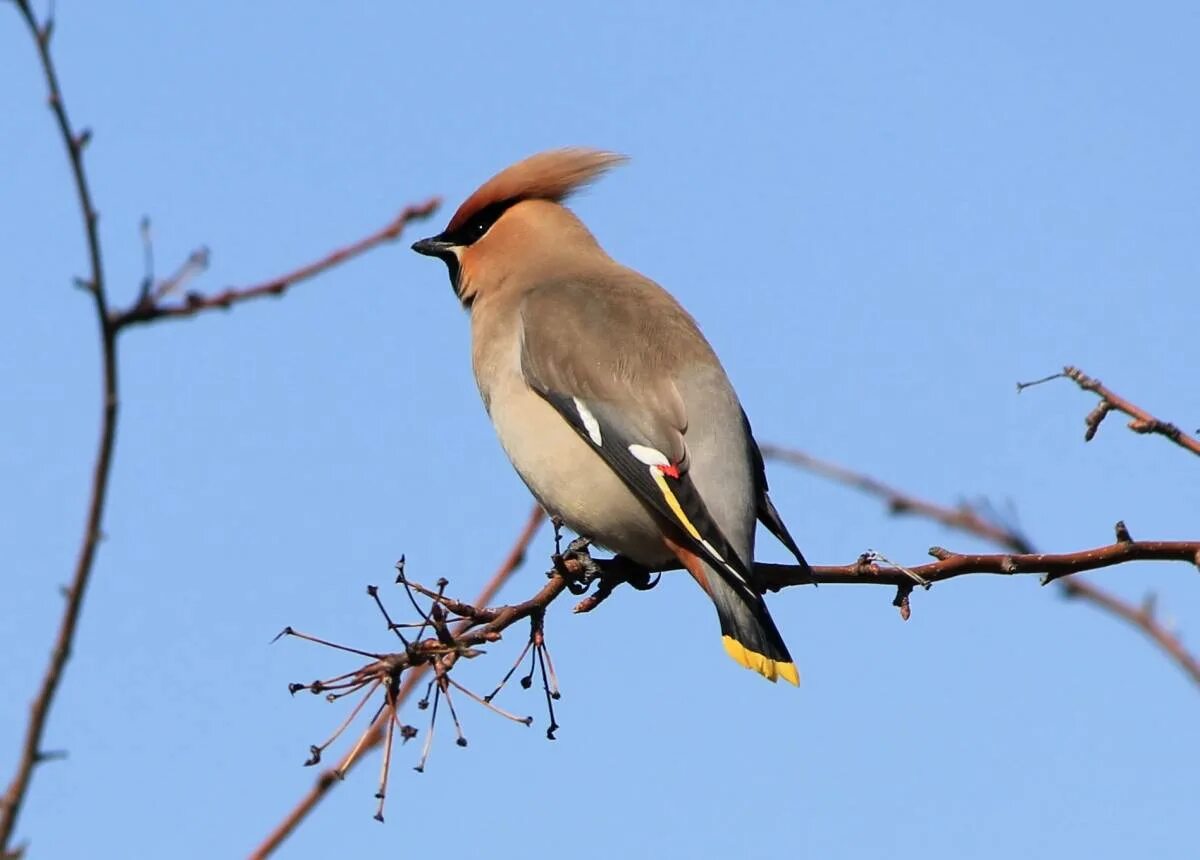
[249,505,545,859]
[2,4,116,852]
[757,539,1200,589]
[763,445,1200,687]
[1018,365,1200,456]
[111,198,440,330]
[758,446,1034,553]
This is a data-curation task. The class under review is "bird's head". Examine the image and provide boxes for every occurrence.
[412,147,626,309]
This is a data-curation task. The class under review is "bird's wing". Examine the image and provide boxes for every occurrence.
[740,409,810,571]
[518,280,756,595]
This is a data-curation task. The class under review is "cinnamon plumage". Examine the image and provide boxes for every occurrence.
[413,148,808,684]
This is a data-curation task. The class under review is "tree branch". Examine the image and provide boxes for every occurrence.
[1018,365,1200,457]
[2,4,117,852]
[763,444,1200,686]
[111,198,440,330]
[253,520,1198,840]
[757,538,1200,590]
[758,446,1034,553]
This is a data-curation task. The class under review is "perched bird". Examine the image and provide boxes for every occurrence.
[412,148,809,684]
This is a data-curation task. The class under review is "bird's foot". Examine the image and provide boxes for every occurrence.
[552,536,602,594]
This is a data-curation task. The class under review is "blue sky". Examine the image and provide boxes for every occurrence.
[3,2,1197,858]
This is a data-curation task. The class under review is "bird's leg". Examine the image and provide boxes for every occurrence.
[551,515,565,555]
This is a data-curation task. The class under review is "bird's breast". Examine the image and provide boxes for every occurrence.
[471,321,670,567]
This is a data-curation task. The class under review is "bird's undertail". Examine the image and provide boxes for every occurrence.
[704,566,799,686]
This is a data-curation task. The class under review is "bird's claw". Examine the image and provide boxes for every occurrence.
[553,538,601,593]
[628,571,661,591]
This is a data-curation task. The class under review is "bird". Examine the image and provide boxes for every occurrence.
[412,148,809,684]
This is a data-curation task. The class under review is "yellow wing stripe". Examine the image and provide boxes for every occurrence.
[651,469,702,540]
[651,469,750,587]
[722,636,800,686]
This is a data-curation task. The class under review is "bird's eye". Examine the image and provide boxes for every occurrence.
[450,199,515,246]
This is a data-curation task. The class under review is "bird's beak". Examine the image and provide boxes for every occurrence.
[411,236,455,257]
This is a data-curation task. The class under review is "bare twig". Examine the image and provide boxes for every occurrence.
[2,4,116,850]
[250,505,545,859]
[112,198,440,329]
[759,445,1033,552]
[1018,366,1200,457]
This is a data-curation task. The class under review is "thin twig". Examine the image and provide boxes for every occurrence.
[1018,366,1200,456]
[112,199,440,329]
[759,445,1033,552]
[250,504,545,859]
[2,4,116,850]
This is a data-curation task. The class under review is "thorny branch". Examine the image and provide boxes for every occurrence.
[4,3,438,853]
[1018,365,1200,457]
[763,446,1200,688]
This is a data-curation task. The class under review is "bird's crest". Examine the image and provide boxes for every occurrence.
[444,147,626,235]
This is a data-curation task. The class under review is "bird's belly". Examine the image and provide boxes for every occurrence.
[489,385,671,567]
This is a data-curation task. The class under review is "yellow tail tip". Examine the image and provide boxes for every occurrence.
[721,636,800,686]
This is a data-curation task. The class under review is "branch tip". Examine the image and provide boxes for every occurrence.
[1021,364,1200,456]
[1015,371,1065,392]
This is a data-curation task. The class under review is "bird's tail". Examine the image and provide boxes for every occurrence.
[697,561,799,686]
